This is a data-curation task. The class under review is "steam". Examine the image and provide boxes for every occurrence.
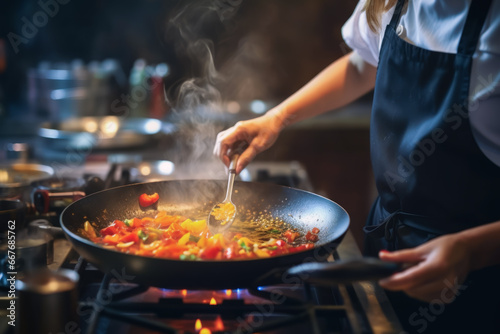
[164,0,243,178]
[218,33,274,101]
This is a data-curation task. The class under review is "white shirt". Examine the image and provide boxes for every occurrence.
[342,0,500,166]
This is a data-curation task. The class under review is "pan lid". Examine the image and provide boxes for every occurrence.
[16,269,79,294]
[0,163,54,187]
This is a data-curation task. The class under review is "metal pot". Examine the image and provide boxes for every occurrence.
[27,60,123,121]
[0,163,54,201]
[17,269,79,334]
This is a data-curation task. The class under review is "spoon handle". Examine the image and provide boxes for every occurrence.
[229,153,239,173]
[227,140,248,173]
[225,153,239,200]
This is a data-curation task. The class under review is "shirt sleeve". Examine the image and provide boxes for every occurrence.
[341,1,394,67]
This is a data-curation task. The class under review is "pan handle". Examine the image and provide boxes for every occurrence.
[285,257,402,285]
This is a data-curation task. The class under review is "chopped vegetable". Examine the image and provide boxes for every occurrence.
[254,248,271,258]
[305,231,319,242]
[100,224,118,236]
[84,221,97,238]
[81,194,320,261]
[124,219,132,227]
[180,254,198,261]
[283,230,300,243]
[116,241,134,248]
[181,219,207,236]
[121,232,139,243]
[139,193,159,207]
[189,235,200,243]
[177,232,190,246]
[239,240,250,252]
[137,230,149,241]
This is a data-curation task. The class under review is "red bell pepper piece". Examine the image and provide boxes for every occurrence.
[139,193,159,207]
[283,230,300,243]
[169,230,185,240]
[199,246,221,260]
[100,225,118,236]
[113,220,127,229]
[120,232,139,243]
[223,244,238,260]
[102,234,121,245]
[275,239,286,247]
[289,243,314,253]
[305,231,319,242]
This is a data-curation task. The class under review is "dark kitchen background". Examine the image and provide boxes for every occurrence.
[0,0,373,248]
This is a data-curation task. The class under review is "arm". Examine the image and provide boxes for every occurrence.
[379,220,500,302]
[271,50,377,127]
[214,51,377,173]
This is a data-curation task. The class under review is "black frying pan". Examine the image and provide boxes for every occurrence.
[60,180,397,289]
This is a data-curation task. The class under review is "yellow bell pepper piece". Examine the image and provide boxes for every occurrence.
[238,237,253,247]
[178,232,191,246]
[253,248,270,258]
[197,235,207,248]
[181,219,207,236]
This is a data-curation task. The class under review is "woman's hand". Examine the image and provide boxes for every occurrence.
[213,109,286,174]
[378,234,473,303]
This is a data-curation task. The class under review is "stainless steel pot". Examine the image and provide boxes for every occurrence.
[27,60,124,120]
[17,269,79,334]
[0,163,54,201]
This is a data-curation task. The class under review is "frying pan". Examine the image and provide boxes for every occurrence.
[60,180,397,289]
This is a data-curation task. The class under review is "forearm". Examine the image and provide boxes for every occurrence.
[456,220,500,271]
[269,51,377,129]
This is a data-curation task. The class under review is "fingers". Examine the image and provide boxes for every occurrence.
[379,261,441,291]
[214,129,239,168]
[381,266,465,303]
[213,122,260,172]
[379,248,424,263]
[213,115,281,173]
[236,144,258,174]
[378,248,438,291]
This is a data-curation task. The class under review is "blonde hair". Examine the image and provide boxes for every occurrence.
[363,0,400,32]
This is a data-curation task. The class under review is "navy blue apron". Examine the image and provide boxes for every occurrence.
[363,0,500,332]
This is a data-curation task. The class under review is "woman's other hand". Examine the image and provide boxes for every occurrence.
[378,234,472,303]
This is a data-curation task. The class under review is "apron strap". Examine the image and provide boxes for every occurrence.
[457,0,493,56]
[388,0,406,30]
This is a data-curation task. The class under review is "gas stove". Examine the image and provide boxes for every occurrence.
[61,251,372,334]
[0,160,402,334]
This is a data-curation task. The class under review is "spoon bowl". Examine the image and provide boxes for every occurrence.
[208,153,239,235]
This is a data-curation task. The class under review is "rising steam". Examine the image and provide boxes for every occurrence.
[164,0,243,178]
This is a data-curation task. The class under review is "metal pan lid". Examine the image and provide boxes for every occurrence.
[16,269,79,294]
[0,163,54,187]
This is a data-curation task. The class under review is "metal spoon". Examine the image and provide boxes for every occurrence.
[208,144,244,235]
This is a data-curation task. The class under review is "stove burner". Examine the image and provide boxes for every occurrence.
[75,255,371,334]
